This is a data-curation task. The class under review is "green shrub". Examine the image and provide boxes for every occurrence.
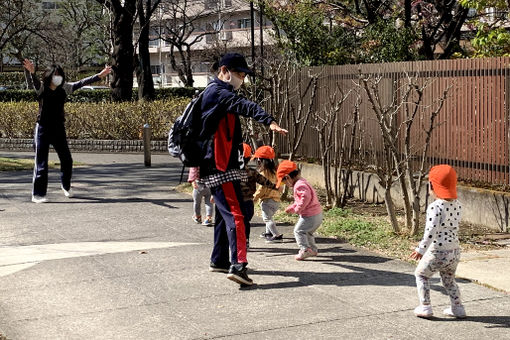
[0,72,26,89]
[0,98,189,140]
[0,87,200,103]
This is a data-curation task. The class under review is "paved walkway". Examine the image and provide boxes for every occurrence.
[1,151,509,339]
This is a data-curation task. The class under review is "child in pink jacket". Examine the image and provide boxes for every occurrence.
[276,160,323,260]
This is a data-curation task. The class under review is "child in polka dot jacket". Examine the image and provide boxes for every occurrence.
[410,165,466,319]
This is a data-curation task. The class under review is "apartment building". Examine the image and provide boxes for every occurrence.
[145,0,274,88]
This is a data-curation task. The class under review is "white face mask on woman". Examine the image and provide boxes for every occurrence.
[52,75,63,87]
[227,71,244,90]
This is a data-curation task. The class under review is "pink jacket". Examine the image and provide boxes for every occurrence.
[187,167,200,183]
[285,178,322,217]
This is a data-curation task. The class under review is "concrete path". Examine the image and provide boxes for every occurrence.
[1,151,509,340]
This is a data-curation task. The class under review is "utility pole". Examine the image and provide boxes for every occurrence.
[259,1,264,78]
[250,1,255,67]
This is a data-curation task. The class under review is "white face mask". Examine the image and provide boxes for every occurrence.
[227,71,244,90]
[52,75,63,86]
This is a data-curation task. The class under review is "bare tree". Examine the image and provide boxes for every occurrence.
[312,82,353,208]
[362,71,450,234]
[155,0,241,87]
[399,74,450,234]
[360,73,402,233]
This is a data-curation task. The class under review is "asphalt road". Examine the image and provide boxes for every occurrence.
[1,152,509,340]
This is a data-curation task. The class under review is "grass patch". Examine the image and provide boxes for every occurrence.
[174,182,193,194]
[317,207,418,260]
[0,157,85,171]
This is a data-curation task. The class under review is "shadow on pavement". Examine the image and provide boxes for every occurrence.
[431,315,510,327]
[246,241,471,296]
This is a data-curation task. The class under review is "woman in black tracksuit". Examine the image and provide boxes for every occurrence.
[199,53,287,285]
[23,59,111,203]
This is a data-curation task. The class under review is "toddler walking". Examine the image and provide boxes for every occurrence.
[410,164,466,319]
[276,160,323,260]
[188,167,213,226]
[252,146,283,243]
[240,143,279,248]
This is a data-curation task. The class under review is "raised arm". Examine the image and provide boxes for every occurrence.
[220,90,288,135]
[64,65,112,94]
[23,59,43,95]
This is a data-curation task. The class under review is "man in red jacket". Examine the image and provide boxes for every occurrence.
[199,53,287,285]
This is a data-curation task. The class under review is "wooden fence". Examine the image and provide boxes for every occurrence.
[275,58,510,187]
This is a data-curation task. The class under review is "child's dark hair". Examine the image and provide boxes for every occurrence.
[258,158,276,175]
[42,64,65,89]
[287,169,300,179]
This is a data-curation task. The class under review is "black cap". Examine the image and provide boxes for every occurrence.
[219,53,253,75]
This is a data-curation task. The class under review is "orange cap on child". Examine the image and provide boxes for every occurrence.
[276,160,298,188]
[243,143,252,158]
[252,145,275,160]
[429,164,457,199]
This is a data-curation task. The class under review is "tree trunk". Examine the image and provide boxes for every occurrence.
[384,185,400,233]
[110,2,135,102]
[398,170,412,230]
[136,0,155,101]
[410,195,421,235]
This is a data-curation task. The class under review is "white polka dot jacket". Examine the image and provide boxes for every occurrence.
[416,199,462,255]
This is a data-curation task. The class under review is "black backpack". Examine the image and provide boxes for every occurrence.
[168,90,205,167]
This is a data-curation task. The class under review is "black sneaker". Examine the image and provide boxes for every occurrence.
[265,234,283,243]
[259,232,272,238]
[209,262,230,273]
[226,264,253,285]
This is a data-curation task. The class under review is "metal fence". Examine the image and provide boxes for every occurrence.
[275,58,510,186]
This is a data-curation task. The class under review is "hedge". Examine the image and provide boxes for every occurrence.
[0,98,189,140]
[0,87,200,103]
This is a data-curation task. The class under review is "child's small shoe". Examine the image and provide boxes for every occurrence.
[414,305,433,318]
[202,217,213,226]
[308,248,318,256]
[192,216,202,224]
[443,305,466,319]
[265,234,283,243]
[295,248,314,261]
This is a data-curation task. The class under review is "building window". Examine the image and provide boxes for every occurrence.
[206,33,218,44]
[219,30,232,41]
[151,65,164,74]
[237,18,252,29]
[149,39,160,48]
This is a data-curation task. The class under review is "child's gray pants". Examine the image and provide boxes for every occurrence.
[294,212,323,252]
[193,183,213,217]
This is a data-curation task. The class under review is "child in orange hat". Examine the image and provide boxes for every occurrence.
[252,146,283,243]
[239,143,279,248]
[277,160,323,260]
[410,164,466,319]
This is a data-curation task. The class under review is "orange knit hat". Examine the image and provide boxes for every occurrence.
[252,145,275,160]
[276,160,298,188]
[242,143,252,158]
[428,164,457,199]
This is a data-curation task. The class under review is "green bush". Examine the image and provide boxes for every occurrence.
[0,72,26,89]
[0,87,200,103]
[0,98,189,140]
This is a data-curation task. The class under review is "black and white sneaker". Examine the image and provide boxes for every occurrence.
[265,234,283,243]
[209,262,230,273]
[259,232,272,238]
[226,265,253,285]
